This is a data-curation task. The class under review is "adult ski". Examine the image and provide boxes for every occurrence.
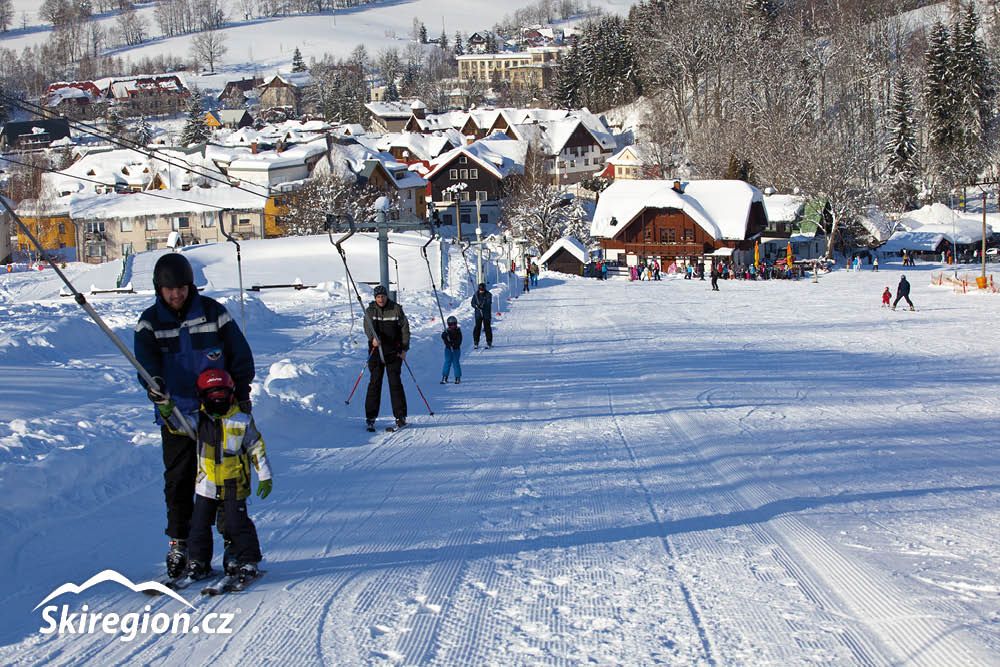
[202,570,264,596]
[143,571,218,596]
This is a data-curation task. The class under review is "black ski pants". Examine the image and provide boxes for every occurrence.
[474,314,493,346]
[162,426,197,540]
[366,355,407,421]
[893,293,913,308]
[188,485,262,566]
[711,276,719,291]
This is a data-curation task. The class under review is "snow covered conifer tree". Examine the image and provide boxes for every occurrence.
[291,47,307,73]
[924,21,960,193]
[453,32,463,57]
[551,45,580,109]
[885,70,919,211]
[180,92,209,146]
[951,3,994,182]
[104,104,125,139]
[132,115,153,147]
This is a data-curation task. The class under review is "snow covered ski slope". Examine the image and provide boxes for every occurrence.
[1,260,998,665]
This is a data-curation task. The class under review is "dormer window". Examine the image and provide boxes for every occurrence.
[459,156,467,164]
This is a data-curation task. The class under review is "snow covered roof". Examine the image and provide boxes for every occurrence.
[426,136,527,180]
[606,144,650,166]
[762,193,805,223]
[591,179,764,241]
[371,130,463,161]
[69,186,265,220]
[365,100,425,119]
[262,72,314,88]
[878,230,948,253]
[538,236,587,266]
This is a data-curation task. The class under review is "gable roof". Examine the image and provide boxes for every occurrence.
[538,236,587,265]
[425,135,527,180]
[591,179,765,241]
[1,118,72,142]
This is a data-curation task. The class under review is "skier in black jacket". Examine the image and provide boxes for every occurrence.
[470,283,493,349]
[363,285,410,430]
[892,275,914,310]
[440,316,462,384]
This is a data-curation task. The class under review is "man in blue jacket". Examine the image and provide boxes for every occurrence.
[134,252,255,579]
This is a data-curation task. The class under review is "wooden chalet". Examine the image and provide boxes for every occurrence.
[591,179,768,264]
[538,236,587,275]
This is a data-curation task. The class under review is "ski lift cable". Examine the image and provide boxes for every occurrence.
[327,213,385,364]
[0,197,198,440]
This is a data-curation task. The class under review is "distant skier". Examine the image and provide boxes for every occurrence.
[892,275,914,310]
[873,256,879,272]
[600,261,608,281]
[529,261,539,286]
[710,263,720,291]
[440,316,462,384]
[471,283,493,349]
[134,252,255,579]
[179,368,272,585]
[882,286,891,308]
[364,285,410,431]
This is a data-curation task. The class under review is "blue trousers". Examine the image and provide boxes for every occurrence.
[441,347,461,379]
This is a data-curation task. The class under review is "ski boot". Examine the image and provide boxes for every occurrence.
[185,559,212,581]
[909,306,915,311]
[236,562,259,585]
[440,376,448,384]
[395,417,406,429]
[166,539,188,579]
[366,419,376,432]
[455,378,461,384]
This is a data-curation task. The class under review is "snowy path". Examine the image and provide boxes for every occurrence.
[2,269,999,665]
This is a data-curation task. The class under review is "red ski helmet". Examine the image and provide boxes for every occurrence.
[196,368,235,402]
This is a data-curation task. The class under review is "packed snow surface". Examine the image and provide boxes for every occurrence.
[0,239,998,665]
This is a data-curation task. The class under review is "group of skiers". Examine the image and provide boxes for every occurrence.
[882,275,915,310]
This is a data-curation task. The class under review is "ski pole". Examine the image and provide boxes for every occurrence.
[345,350,374,404]
[0,198,198,440]
[402,358,434,415]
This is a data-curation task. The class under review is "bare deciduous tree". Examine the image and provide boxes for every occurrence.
[190,29,228,72]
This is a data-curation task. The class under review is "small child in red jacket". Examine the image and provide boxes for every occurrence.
[882,287,891,307]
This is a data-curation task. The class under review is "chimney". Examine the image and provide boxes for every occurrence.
[251,141,258,154]
[672,179,684,193]
[465,135,475,145]
[276,140,284,154]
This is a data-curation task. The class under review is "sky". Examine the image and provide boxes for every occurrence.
[1,235,998,664]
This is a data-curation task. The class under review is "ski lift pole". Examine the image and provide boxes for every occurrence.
[328,213,385,364]
[420,232,447,328]
[402,357,434,415]
[217,209,246,332]
[0,199,197,440]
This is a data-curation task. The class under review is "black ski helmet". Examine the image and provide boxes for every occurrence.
[446,316,458,326]
[373,285,388,297]
[153,253,194,290]
[478,282,486,291]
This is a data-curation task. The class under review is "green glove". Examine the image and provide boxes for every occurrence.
[257,479,272,499]
[156,400,175,419]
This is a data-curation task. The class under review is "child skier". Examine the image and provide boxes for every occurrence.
[441,316,462,384]
[181,368,273,585]
[882,287,891,307]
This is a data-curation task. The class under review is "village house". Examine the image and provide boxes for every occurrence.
[0,118,72,152]
[365,100,427,135]
[358,158,428,222]
[590,179,769,268]
[43,82,104,120]
[465,32,491,54]
[257,72,314,117]
[538,236,587,275]
[205,109,254,130]
[506,110,616,185]
[217,77,264,109]
[99,75,190,117]
[424,135,527,227]
[600,144,658,180]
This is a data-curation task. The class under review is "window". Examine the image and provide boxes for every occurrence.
[460,213,471,224]
[85,242,106,258]
[683,228,695,241]
[175,216,190,230]
[231,213,238,227]
[85,221,105,233]
[479,213,488,224]
[121,242,133,256]
[470,168,478,179]
[476,191,487,201]
[120,220,133,232]
[460,169,468,179]
[459,156,467,164]
[460,192,471,202]
[449,168,458,179]
[659,229,676,244]
[239,218,251,226]
[146,219,158,231]
[202,216,215,228]
[146,239,159,251]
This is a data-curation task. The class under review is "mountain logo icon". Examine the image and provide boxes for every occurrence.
[33,570,194,609]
